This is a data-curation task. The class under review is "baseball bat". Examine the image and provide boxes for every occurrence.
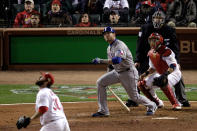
[108,87,130,112]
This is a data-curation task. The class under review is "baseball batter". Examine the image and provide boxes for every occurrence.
[16,72,70,131]
[138,33,181,110]
[92,26,157,117]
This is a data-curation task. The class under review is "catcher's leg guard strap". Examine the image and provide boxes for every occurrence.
[138,80,159,105]
[160,84,178,105]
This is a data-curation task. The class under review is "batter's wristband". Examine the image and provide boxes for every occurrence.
[145,71,149,75]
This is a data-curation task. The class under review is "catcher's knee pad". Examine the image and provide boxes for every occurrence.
[138,80,148,92]
[138,80,159,105]
[138,80,146,87]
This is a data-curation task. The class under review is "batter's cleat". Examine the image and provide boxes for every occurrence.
[181,101,191,107]
[157,99,164,108]
[92,112,109,117]
[125,99,139,107]
[172,104,182,110]
[146,104,157,116]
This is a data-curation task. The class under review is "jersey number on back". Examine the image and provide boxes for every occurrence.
[53,98,61,111]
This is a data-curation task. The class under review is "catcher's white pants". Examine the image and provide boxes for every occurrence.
[145,69,182,88]
[97,69,156,115]
[144,70,181,101]
[40,118,70,131]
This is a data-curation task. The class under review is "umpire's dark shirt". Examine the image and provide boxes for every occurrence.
[135,23,180,74]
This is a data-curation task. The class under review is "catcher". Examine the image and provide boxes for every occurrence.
[16,72,70,131]
[138,32,182,110]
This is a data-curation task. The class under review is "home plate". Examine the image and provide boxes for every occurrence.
[152,117,178,120]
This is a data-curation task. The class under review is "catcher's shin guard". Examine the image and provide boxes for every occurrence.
[160,84,179,106]
[138,80,159,105]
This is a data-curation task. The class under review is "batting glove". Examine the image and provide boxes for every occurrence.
[92,58,101,64]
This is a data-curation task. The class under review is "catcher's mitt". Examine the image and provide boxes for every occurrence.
[153,73,168,87]
[16,116,31,129]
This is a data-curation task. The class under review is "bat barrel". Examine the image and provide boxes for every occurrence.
[108,87,130,112]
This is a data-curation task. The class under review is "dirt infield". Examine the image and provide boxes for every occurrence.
[0,102,197,131]
[0,70,196,85]
[0,70,197,131]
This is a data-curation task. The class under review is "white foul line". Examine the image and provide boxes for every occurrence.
[0,101,95,106]
[152,117,178,120]
[0,101,197,106]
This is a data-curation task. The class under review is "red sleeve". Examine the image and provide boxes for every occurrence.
[93,23,97,27]
[75,24,80,27]
[163,49,172,57]
[13,13,21,28]
[39,106,48,114]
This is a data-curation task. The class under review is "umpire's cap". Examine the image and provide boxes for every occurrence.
[102,26,115,35]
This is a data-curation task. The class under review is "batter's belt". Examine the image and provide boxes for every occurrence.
[117,68,130,73]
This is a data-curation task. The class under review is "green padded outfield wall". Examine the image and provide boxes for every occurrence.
[10,35,137,64]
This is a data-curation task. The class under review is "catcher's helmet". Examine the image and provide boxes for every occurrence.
[152,11,165,29]
[102,26,115,35]
[148,33,164,50]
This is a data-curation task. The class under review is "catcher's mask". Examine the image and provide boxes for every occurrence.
[35,72,54,87]
[148,33,164,51]
[152,11,165,29]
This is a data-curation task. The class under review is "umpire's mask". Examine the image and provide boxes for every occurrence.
[152,11,165,29]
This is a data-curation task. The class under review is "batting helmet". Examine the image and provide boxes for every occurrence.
[152,11,165,29]
[148,33,164,50]
[102,26,115,35]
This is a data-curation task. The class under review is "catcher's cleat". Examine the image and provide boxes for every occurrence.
[146,104,157,116]
[181,101,191,107]
[172,104,182,110]
[125,99,139,107]
[92,112,109,117]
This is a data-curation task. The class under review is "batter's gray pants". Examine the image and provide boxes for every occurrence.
[96,69,156,115]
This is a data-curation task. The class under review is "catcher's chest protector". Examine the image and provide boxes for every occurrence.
[148,49,168,74]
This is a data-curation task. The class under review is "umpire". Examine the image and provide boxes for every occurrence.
[126,10,190,107]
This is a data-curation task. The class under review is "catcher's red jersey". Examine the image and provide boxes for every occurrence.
[148,49,168,74]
